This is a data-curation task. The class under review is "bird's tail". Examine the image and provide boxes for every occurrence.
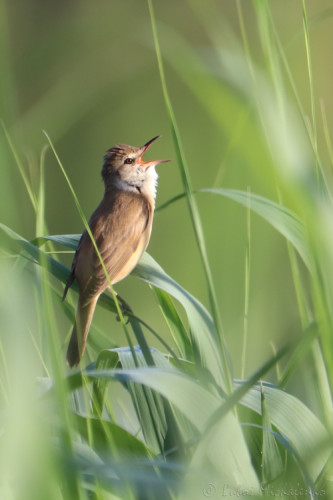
[66,296,98,367]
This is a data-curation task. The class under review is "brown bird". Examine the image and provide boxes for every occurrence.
[63,136,169,367]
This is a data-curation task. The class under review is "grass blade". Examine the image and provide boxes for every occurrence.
[147,0,232,393]
[237,380,330,481]
[201,188,310,268]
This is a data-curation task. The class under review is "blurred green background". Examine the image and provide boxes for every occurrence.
[1,0,333,379]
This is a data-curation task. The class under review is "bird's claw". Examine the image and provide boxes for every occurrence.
[114,294,132,323]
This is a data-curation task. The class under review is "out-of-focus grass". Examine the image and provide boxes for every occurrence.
[1,0,333,498]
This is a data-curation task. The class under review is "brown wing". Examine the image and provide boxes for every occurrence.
[62,233,84,301]
[74,190,153,302]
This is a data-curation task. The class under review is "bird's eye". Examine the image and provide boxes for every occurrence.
[124,157,134,165]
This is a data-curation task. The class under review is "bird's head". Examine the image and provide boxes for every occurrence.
[102,136,169,194]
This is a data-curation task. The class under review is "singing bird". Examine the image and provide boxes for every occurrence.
[63,136,169,367]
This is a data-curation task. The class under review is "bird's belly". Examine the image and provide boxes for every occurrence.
[111,227,151,284]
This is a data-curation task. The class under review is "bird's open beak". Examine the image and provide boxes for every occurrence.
[143,136,160,150]
[139,136,171,169]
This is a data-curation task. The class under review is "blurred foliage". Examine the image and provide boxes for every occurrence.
[1,0,333,498]
[3,0,333,375]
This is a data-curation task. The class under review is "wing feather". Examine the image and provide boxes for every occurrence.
[72,190,152,301]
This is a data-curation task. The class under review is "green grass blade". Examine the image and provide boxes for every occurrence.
[278,323,318,388]
[241,189,252,379]
[243,422,318,497]
[154,288,192,360]
[1,122,37,211]
[74,414,153,459]
[117,347,177,455]
[0,223,75,287]
[33,233,231,389]
[237,380,330,481]
[158,187,310,270]
[202,188,310,269]
[147,0,232,393]
[133,252,228,391]
[72,365,259,488]
[302,0,319,181]
[33,233,80,250]
[35,145,48,237]
[260,381,284,484]
[189,410,260,492]
[2,228,175,362]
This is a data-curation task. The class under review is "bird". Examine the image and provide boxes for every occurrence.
[62,136,169,367]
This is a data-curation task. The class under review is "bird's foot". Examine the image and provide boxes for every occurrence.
[114,293,132,323]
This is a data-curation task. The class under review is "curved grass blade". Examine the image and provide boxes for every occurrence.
[0,227,156,366]
[0,223,71,286]
[157,188,310,269]
[260,382,284,484]
[81,364,328,485]
[236,380,330,481]
[71,365,259,489]
[33,233,80,250]
[153,288,192,360]
[242,423,317,498]
[74,414,152,459]
[133,252,229,391]
[36,233,229,391]
[202,188,310,269]
[278,322,318,387]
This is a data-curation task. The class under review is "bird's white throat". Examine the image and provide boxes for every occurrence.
[114,167,158,201]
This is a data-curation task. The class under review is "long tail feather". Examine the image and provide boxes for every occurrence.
[66,297,98,367]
